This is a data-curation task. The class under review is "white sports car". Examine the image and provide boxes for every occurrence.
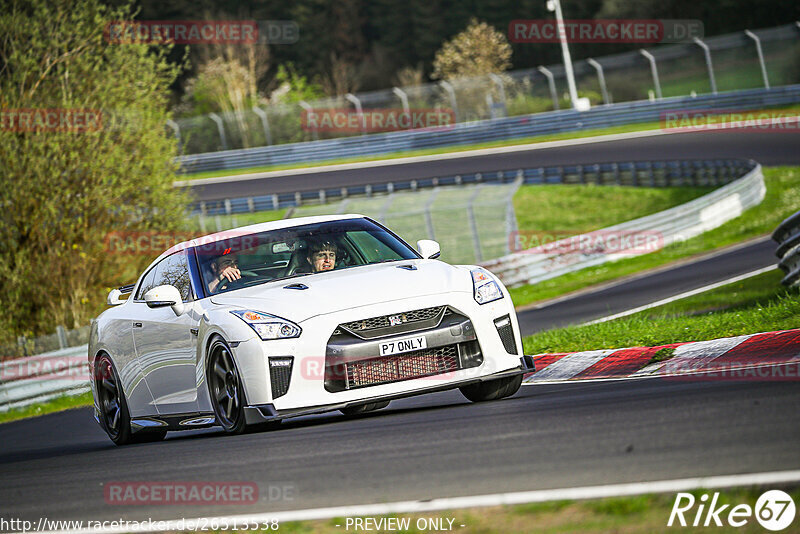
[90,215,534,444]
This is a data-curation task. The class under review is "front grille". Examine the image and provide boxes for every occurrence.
[345,345,460,389]
[340,306,445,334]
[269,357,293,399]
[494,315,518,355]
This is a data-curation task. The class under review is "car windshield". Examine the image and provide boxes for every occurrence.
[197,218,420,295]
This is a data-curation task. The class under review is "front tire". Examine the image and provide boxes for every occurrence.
[459,374,522,402]
[207,338,248,434]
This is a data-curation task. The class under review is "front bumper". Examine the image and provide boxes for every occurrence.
[220,292,526,414]
[243,357,535,424]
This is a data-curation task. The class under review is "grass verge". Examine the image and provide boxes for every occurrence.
[513,183,713,234]
[0,391,93,425]
[522,269,799,355]
[510,166,800,308]
[181,104,800,181]
[250,486,799,533]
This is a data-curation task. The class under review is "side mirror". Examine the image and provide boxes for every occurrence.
[417,240,441,259]
[144,285,185,316]
[107,289,124,306]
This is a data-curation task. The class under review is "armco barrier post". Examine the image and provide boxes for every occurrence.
[745,30,770,89]
[439,81,459,123]
[392,87,411,125]
[693,37,718,94]
[639,49,662,100]
[467,186,483,263]
[252,106,272,146]
[587,58,610,105]
[424,189,439,240]
[208,113,228,151]
[299,101,318,141]
[166,119,181,151]
[345,93,366,135]
[537,66,559,110]
[489,73,508,112]
[56,325,68,350]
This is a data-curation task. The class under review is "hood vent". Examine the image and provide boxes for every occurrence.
[283,283,309,290]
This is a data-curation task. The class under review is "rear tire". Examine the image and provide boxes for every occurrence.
[340,400,390,416]
[96,355,166,445]
[207,338,248,434]
[459,374,522,402]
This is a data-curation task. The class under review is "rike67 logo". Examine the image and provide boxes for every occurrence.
[668,490,796,530]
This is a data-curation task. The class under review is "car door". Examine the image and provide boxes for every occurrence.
[131,251,200,415]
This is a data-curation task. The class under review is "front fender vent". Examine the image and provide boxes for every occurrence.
[494,315,518,355]
[269,357,293,399]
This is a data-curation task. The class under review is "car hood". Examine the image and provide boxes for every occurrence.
[209,260,472,322]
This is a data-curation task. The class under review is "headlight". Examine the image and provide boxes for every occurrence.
[471,268,503,305]
[230,310,301,340]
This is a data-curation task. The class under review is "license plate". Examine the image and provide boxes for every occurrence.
[379,336,427,356]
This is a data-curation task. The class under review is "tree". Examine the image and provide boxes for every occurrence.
[431,18,512,80]
[0,0,189,339]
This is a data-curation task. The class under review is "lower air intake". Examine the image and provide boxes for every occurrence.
[344,345,460,390]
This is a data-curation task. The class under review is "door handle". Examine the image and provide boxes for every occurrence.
[133,322,143,328]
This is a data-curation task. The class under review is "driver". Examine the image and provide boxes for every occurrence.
[207,254,240,293]
[307,239,337,273]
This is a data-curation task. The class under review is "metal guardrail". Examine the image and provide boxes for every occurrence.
[482,160,765,287]
[772,210,800,286]
[177,84,800,175]
[192,158,755,216]
[1,323,91,360]
[0,345,89,412]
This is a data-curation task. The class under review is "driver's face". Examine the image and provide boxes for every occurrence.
[310,249,335,272]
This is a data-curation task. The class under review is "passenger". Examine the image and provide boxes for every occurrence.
[307,240,338,273]
[207,254,241,293]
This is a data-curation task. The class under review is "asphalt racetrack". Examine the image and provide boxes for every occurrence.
[1,129,798,527]
[2,374,799,524]
[517,237,777,333]
[187,129,800,201]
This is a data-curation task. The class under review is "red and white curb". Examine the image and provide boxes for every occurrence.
[523,328,800,383]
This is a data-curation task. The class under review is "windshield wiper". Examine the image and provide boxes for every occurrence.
[365,259,400,265]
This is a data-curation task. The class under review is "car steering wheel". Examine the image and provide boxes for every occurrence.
[217,271,259,291]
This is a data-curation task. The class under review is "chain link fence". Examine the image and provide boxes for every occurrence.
[0,325,91,361]
[172,23,800,154]
[197,181,522,266]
